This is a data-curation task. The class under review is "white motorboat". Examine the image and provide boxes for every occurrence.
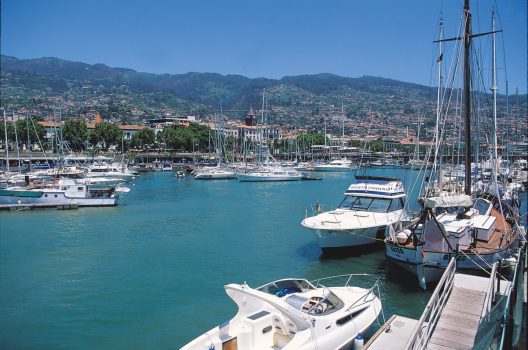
[192,166,236,180]
[0,178,117,208]
[181,274,382,350]
[301,176,409,253]
[312,158,357,172]
[162,161,173,172]
[85,163,136,181]
[237,166,303,182]
[77,176,125,188]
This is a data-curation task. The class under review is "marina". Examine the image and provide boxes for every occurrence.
[1,0,526,349]
[0,169,525,349]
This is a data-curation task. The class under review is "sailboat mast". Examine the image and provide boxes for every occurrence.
[491,10,499,177]
[435,19,444,154]
[3,110,10,175]
[463,0,472,196]
[26,114,32,173]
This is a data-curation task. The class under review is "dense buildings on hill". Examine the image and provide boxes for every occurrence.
[1,55,526,152]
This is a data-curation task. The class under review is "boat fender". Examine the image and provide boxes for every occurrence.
[353,334,364,350]
[502,257,517,267]
[396,230,411,244]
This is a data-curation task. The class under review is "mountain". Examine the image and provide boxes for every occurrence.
[1,55,524,134]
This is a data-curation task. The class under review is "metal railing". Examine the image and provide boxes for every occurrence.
[480,262,498,321]
[405,257,457,350]
[498,246,525,349]
[306,203,335,217]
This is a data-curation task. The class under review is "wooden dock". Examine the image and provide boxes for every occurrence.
[365,258,507,350]
[426,276,487,350]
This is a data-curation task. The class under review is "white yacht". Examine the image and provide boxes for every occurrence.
[301,176,408,253]
[85,163,135,181]
[181,274,382,350]
[192,166,236,180]
[313,158,356,172]
[237,166,303,182]
[162,161,173,172]
[0,178,117,208]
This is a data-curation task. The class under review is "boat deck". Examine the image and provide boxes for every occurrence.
[398,208,514,254]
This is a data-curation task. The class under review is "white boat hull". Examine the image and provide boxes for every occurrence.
[0,190,116,207]
[237,174,302,182]
[311,226,386,251]
[385,241,517,285]
[312,166,355,172]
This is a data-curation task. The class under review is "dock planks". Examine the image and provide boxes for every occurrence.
[427,287,486,350]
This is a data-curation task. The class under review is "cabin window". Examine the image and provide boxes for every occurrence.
[247,310,270,320]
[341,196,392,212]
[337,306,368,325]
[262,326,272,334]
[388,198,405,211]
[78,187,83,191]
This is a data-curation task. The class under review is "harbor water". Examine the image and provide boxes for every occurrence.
[1,168,525,349]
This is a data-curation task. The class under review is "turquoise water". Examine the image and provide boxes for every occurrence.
[0,169,525,349]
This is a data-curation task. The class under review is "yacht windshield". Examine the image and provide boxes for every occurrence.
[339,195,401,212]
[304,290,344,316]
[257,279,315,296]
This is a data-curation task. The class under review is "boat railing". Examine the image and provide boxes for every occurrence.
[480,262,498,321]
[311,273,377,289]
[405,257,456,350]
[498,246,525,349]
[306,203,336,217]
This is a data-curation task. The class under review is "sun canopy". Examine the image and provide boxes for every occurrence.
[424,195,472,209]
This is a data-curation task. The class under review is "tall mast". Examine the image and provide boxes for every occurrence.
[435,18,444,145]
[435,19,444,186]
[3,110,10,176]
[491,10,499,178]
[463,0,472,196]
[12,112,22,175]
[26,114,32,173]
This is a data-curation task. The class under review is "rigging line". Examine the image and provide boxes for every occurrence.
[30,116,51,168]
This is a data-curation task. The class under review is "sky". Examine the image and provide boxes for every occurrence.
[1,0,527,93]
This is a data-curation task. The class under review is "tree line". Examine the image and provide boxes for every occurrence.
[2,117,400,155]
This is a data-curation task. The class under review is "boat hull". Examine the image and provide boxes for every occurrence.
[385,241,518,285]
[311,226,386,251]
[312,166,355,172]
[237,174,302,182]
[0,190,116,207]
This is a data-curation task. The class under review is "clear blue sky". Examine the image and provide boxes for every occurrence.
[2,0,526,93]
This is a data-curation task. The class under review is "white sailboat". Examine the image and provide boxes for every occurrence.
[192,115,236,180]
[384,3,521,289]
[236,91,302,182]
